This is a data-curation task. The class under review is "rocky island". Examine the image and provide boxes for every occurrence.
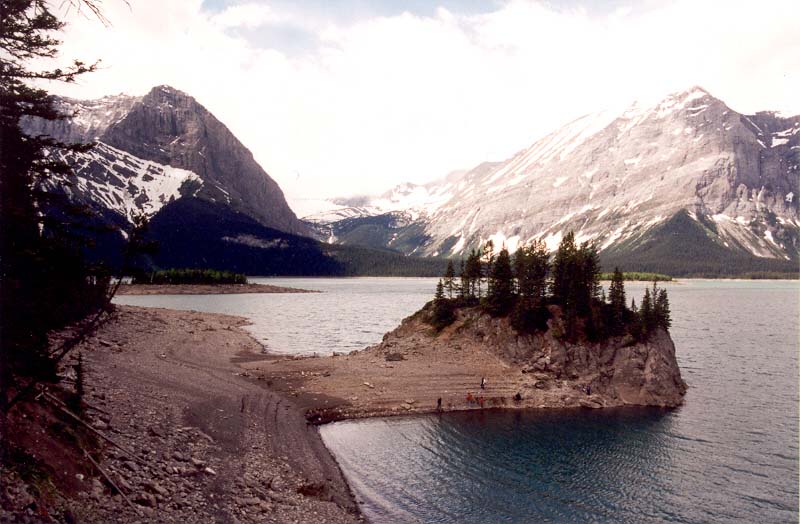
[255,299,686,422]
[256,234,687,422]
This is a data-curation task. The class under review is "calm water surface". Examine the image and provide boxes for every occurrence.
[116,279,799,523]
[114,277,435,355]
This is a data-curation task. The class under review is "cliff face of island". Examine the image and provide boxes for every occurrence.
[390,305,688,408]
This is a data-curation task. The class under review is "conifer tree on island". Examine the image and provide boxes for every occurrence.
[655,287,672,329]
[431,278,455,330]
[510,240,550,334]
[462,249,482,299]
[426,231,673,345]
[640,287,654,335]
[443,259,456,299]
[609,267,627,335]
[485,247,514,316]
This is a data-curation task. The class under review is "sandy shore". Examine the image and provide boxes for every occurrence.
[116,283,316,295]
[52,305,358,523]
[249,341,525,423]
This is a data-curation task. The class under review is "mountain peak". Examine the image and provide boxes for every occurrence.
[142,85,197,106]
[149,85,187,96]
[680,85,711,97]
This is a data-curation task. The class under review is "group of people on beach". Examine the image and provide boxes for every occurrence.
[465,391,487,407]
[434,376,524,411]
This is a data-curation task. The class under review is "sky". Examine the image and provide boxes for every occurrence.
[48,0,800,215]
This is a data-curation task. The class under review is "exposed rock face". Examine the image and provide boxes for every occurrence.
[23,86,308,236]
[383,306,687,408]
[309,87,799,272]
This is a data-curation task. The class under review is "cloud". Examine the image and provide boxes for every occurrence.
[210,3,286,28]
[47,0,800,214]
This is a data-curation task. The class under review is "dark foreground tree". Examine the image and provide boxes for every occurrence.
[0,0,120,409]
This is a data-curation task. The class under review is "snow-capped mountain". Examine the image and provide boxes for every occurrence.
[302,168,475,224]
[314,87,799,274]
[24,86,307,236]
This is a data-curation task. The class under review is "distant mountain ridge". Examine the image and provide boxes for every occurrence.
[306,87,799,275]
[25,85,307,236]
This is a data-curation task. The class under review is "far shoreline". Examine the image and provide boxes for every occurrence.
[116,282,319,295]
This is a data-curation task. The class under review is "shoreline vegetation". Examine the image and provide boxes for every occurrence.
[598,271,673,282]
[121,268,317,295]
[116,283,316,295]
[132,268,250,285]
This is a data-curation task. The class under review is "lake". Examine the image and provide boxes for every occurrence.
[115,278,800,523]
[115,277,436,356]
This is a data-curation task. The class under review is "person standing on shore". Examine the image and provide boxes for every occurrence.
[480,377,486,390]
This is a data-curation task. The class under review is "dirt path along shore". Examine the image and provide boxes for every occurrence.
[55,305,358,524]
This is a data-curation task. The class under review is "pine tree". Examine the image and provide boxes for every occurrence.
[435,279,445,301]
[576,241,601,316]
[552,232,589,339]
[511,241,550,333]
[640,287,655,337]
[655,288,672,330]
[551,231,577,307]
[431,279,454,330]
[485,248,514,316]
[1,0,103,391]
[458,259,468,299]
[443,260,456,299]
[608,267,627,335]
[576,242,602,339]
[464,249,482,298]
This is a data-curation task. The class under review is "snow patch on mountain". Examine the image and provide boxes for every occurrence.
[43,142,201,221]
[302,172,464,224]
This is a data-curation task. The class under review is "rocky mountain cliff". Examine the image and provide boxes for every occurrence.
[24,86,307,236]
[309,87,799,275]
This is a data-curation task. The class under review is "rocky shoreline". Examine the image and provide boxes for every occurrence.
[1,306,358,524]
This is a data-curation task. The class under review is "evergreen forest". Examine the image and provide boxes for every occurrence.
[430,232,672,344]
